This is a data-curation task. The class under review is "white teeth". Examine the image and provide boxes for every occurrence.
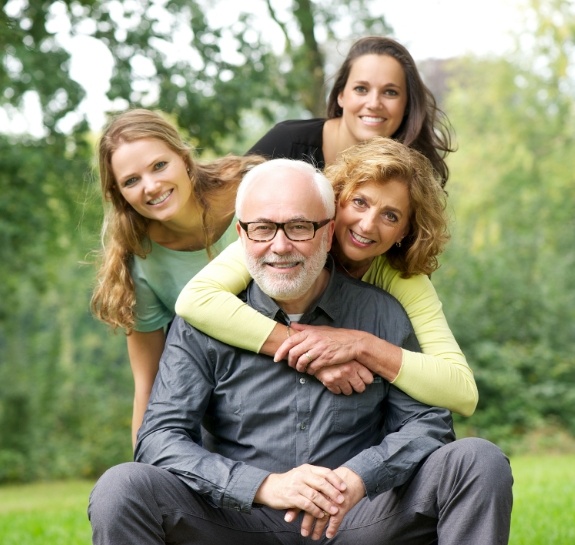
[361,116,384,123]
[149,190,171,205]
[351,231,373,244]
[269,263,296,269]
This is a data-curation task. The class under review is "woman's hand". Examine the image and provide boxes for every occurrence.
[275,324,375,394]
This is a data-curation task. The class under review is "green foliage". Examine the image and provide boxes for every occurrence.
[4,0,391,152]
[434,12,575,451]
[0,0,88,132]
[1,0,574,483]
[0,268,133,483]
[0,132,90,305]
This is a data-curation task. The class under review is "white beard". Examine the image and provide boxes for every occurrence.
[244,233,329,302]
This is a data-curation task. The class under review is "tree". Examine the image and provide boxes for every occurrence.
[0,0,88,133]
[0,0,394,482]
[432,0,575,450]
[4,0,573,481]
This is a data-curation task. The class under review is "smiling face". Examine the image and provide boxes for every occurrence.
[111,138,192,222]
[337,54,408,144]
[237,166,334,311]
[334,179,411,271]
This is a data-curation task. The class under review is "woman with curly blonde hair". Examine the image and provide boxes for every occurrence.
[176,137,478,416]
[327,136,449,279]
[91,108,264,444]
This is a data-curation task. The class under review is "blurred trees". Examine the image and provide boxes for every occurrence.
[434,0,575,451]
[1,0,574,482]
[0,0,391,482]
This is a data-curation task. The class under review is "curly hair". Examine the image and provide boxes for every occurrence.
[325,137,450,277]
[326,36,454,187]
[90,109,264,332]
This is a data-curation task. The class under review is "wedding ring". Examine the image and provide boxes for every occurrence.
[305,351,313,363]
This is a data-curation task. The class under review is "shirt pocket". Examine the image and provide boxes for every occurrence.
[331,376,387,434]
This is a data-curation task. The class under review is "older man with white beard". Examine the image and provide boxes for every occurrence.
[89,158,512,545]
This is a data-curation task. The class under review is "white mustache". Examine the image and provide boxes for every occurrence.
[259,252,305,266]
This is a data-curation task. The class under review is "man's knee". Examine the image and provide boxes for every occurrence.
[88,462,152,522]
[440,437,513,489]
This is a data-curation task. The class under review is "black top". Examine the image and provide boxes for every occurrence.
[247,118,327,169]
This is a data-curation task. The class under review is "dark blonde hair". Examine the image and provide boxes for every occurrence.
[326,136,449,277]
[326,36,454,186]
[91,108,264,332]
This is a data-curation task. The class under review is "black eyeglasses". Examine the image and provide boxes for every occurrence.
[238,219,332,242]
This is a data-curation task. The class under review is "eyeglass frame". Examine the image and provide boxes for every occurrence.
[238,218,332,242]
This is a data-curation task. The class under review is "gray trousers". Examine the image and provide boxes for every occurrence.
[88,438,513,545]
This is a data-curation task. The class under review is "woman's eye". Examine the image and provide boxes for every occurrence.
[383,89,399,97]
[154,161,167,170]
[353,85,367,94]
[352,198,367,208]
[123,177,138,188]
[383,211,398,222]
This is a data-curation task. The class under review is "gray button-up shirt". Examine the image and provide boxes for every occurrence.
[135,261,455,513]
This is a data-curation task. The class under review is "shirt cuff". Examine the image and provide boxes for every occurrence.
[223,464,271,513]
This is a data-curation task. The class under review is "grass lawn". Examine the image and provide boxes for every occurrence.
[0,480,94,545]
[0,455,573,544]
[509,455,575,544]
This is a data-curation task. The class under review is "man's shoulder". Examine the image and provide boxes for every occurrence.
[167,315,244,360]
[336,270,403,306]
[333,270,412,323]
[329,270,419,349]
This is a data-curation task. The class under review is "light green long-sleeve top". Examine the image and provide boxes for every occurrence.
[175,240,478,416]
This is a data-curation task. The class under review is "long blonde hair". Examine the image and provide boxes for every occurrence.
[326,137,450,277]
[90,109,264,332]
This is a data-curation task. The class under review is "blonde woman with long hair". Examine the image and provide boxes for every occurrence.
[91,109,264,445]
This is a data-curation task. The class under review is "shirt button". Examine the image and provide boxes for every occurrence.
[300,422,307,430]
[299,377,307,384]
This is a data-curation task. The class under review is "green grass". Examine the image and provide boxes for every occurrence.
[0,456,574,544]
[0,480,94,545]
[510,455,575,545]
